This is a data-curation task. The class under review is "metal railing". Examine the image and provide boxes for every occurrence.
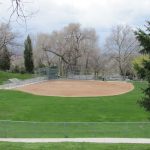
[0,77,48,89]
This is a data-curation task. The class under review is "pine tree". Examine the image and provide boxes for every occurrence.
[135,21,150,111]
[0,45,11,71]
[24,35,34,73]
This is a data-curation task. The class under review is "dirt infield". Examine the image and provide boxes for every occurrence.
[14,80,134,97]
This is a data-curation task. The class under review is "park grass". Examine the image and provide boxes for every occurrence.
[0,81,150,138]
[0,143,150,150]
[0,121,150,138]
[0,81,149,122]
[0,71,34,84]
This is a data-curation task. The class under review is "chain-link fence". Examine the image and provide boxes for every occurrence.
[36,66,98,80]
[35,66,128,81]
[0,120,150,138]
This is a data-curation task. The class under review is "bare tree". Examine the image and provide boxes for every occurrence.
[11,0,36,19]
[46,24,100,75]
[34,23,100,76]
[105,25,139,79]
[33,33,57,68]
[42,24,85,66]
[0,0,36,23]
[0,23,17,56]
[10,0,25,19]
[91,53,106,79]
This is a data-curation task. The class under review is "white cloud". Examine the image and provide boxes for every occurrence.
[30,0,150,31]
[0,0,150,44]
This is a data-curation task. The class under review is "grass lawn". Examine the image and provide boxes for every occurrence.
[0,81,150,138]
[0,71,34,84]
[0,121,150,138]
[0,81,149,122]
[0,143,150,150]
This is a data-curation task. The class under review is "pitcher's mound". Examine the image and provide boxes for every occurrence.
[15,80,134,97]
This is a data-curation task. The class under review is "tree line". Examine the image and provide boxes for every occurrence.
[0,22,148,80]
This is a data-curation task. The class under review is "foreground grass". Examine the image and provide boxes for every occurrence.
[0,121,150,138]
[0,82,149,122]
[0,81,149,138]
[0,71,34,84]
[0,143,150,150]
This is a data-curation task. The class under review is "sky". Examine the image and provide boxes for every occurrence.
[0,0,150,46]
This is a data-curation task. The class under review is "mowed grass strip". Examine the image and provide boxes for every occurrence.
[0,143,150,150]
[0,82,149,122]
[0,71,34,85]
[0,121,150,138]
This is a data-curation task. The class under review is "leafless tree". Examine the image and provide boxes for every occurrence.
[10,0,25,19]
[0,0,36,23]
[34,23,101,76]
[105,25,139,79]
[79,28,99,72]
[33,33,57,68]
[92,53,106,79]
[42,24,84,66]
[0,23,17,56]
[11,0,36,19]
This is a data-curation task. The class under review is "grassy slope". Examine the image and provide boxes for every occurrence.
[0,143,150,150]
[0,82,149,122]
[0,81,150,138]
[0,71,34,84]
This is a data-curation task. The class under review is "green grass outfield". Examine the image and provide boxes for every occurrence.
[0,71,34,84]
[0,81,149,122]
[0,143,150,150]
[0,81,150,138]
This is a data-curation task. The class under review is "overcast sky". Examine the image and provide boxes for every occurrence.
[0,0,150,46]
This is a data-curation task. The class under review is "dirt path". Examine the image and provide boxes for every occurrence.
[15,80,134,97]
[0,138,150,144]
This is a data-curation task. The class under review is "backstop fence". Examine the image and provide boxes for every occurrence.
[36,66,123,81]
[36,65,102,80]
[0,120,150,138]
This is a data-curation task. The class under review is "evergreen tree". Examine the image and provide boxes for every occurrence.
[0,45,11,71]
[24,35,34,73]
[135,21,150,111]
